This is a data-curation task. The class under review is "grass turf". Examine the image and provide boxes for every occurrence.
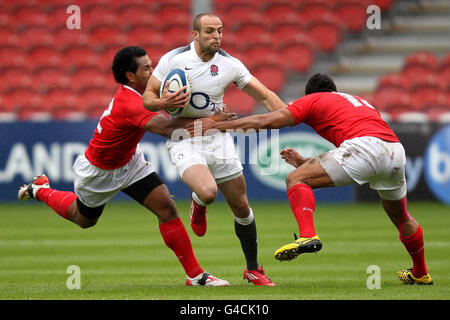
[0,200,448,300]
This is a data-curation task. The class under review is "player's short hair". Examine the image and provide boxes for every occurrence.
[112,46,147,84]
[193,13,219,31]
[305,73,337,95]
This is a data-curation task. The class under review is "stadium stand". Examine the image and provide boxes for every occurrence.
[300,0,450,122]
[0,0,448,121]
[370,52,450,120]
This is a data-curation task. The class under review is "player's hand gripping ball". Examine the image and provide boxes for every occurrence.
[160,68,191,115]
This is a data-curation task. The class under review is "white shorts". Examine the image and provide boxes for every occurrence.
[166,132,243,183]
[318,136,407,201]
[73,147,155,207]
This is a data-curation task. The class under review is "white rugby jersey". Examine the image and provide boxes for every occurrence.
[153,41,252,118]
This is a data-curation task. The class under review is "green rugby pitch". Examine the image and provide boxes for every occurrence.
[0,201,448,300]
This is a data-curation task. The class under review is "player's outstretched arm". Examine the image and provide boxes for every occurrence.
[241,77,286,112]
[143,75,190,112]
[145,110,238,139]
[144,113,192,138]
[186,108,295,135]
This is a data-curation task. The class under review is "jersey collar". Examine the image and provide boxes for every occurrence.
[190,41,202,62]
[122,85,142,97]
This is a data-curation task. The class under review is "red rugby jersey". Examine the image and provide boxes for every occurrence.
[287,92,399,147]
[85,85,157,169]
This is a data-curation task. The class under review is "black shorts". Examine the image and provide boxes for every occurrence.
[122,171,164,204]
[77,172,164,220]
[76,198,105,220]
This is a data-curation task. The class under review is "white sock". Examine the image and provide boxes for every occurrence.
[234,208,254,226]
[192,191,206,207]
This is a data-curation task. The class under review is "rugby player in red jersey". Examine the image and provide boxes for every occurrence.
[17,46,229,286]
[188,73,432,285]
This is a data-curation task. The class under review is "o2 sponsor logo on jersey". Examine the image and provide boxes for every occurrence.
[424,125,450,204]
[249,132,335,190]
[190,92,220,112]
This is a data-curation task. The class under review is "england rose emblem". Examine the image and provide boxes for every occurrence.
[210,64,219,76]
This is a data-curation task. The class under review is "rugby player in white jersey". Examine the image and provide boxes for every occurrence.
[143,13,286,286]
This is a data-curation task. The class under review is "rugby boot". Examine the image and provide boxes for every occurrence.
[243,266,275,286]
[397,268,433,285]
[18,174,50,201]
[274,233,322,261]
[186,272,229,286]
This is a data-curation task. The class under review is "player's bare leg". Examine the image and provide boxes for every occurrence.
[381,198,418,237]
[66,202,98,229]
[381,197,432,284]
[18,174,98,229]
[218,174,274,286]
[142,183,178,223]
[182,164,218,204]
[275,157,333,261]
[285,157,335,190]
[217,174,250,219]
[140,183,228,286]
[182,164,217,236]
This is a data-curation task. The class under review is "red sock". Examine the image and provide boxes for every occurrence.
[287,183,316,238]
[159,217,203,278]
[399,225,428,278]
[36,188,77,219]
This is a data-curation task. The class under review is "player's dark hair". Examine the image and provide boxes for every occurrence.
[305,73,337,95]
[193,13,219,31]
[112,46,147,84]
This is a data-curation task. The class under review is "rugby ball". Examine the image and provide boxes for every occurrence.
[160,68,191,116]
